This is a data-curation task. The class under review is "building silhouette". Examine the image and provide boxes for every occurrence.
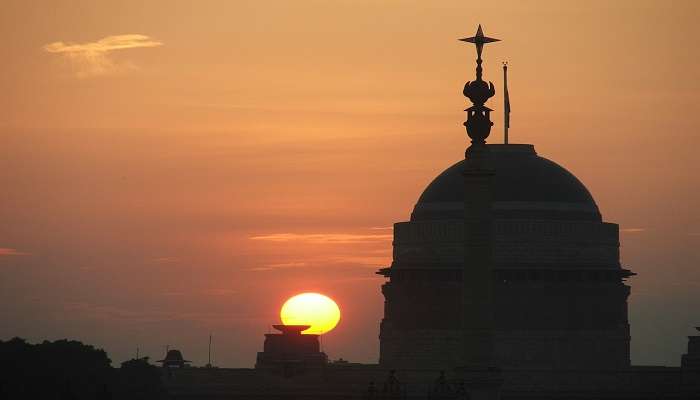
[162,26,700,399]
[157,349,191,368]
[378,143,634,370]
[255,324,328,375]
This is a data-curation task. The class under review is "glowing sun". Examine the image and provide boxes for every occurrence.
[280,293,340,334]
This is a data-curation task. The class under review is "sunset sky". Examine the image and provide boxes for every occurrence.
[1,0,699,367]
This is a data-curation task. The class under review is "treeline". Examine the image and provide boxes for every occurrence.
[0,337,167,399]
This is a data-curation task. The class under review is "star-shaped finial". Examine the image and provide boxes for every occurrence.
[459,24,500,57]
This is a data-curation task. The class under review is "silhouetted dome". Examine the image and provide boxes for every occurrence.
[411,144,601,221]
[158,349,191,364]
[164,350,184,361]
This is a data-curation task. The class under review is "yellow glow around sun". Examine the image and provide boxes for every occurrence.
[280,293,340,334]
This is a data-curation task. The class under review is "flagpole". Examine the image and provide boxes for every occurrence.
[503,62,509,144]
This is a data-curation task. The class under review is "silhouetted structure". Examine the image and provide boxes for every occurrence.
[378,25,633,373]
[157,349,191,368]
[255,324,328,375]
[119,357,167,398]
[157,24,700,400]
[682,327,700,369]
[364,380,378,399]
[381,369,406,399]
[205,333,214,368]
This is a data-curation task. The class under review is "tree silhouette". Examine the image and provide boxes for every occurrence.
[0,337,165,400]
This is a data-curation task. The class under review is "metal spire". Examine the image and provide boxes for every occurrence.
[459,25,500,81]
[459,24,500,147]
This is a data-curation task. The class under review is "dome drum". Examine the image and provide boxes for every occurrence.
[391,219,621,270]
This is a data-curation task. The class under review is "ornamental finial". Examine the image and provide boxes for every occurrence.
[459,25,500,146]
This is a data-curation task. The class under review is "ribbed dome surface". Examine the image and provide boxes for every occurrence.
[411,144,601,221]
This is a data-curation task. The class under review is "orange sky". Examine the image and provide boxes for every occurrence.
[1,0,699,367]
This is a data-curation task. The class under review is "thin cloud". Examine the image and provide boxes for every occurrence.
[209,288,238,296]
[248,255,390,272]
[152,256,179,264]
[249,233,392,244]
[264,262,308,269]
[0,247,29,256]
[249,267,274,272]
[161,291,185,297]
[43,34,162,77]
[621,228,646,233]
[60,302,251,324]
[324,255,390,267]
[248,262,309,272]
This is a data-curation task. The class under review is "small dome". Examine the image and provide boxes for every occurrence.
[412,144,600,221]
[164,350,184,361]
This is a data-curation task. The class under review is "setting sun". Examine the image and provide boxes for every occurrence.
[280,293,340,334]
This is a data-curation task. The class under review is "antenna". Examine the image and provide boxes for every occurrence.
[136,346,139,360]
[208,333,212,367]
[503,62,511,144]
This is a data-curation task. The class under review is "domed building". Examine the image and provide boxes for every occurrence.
[164,26,700,400]
[378,144,634,370]
[377,27,634,371]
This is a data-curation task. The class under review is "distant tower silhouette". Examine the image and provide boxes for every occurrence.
[206,333,213,368]
[682,327,700,369]
[255,325,328,376]
[157,349,191,368]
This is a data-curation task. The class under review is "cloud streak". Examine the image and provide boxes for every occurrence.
[249,233,392,244]
[0,247,29,256]
[249,255,391,272]
[59,302,250,325]
[621,228,646,233]
[44,34,162,77]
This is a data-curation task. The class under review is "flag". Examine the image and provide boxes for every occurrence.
[504,64,511,129]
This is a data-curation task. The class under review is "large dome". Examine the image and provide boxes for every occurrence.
[411,144,601,221]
